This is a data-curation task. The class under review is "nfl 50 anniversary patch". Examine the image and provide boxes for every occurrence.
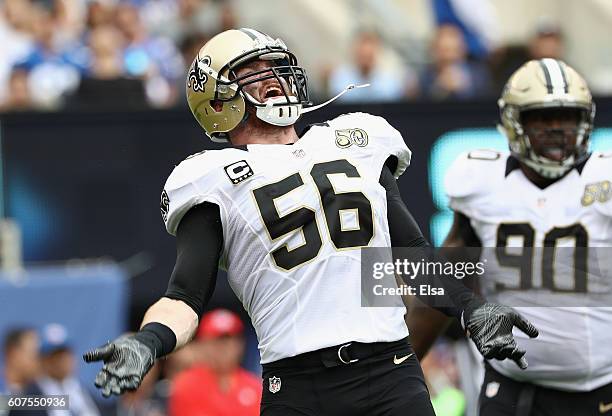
[581,180,612,206]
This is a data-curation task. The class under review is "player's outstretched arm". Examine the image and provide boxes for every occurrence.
[405,211,481,359]
[84,203,223,396]
[381,165,539,369]
[83,298,196,397]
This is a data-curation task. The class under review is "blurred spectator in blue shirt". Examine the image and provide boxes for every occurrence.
[431,0,500,60]
[114,3,184,107]
[86,24,125,80]
[14,3,87,108]
[328,30,418,103]
[35,323,100,416]
[420,24,492,100]
[0,0,35,106]
[139,0,236,44]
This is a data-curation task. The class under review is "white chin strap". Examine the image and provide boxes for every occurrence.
[302,83,370,113]
[245,83,370,127]
[251,95,303,127]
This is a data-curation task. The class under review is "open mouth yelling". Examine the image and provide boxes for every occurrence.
[262,84,284,101]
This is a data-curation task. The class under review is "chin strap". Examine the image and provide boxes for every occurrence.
[302,83,370,114]
[241,83,371,129]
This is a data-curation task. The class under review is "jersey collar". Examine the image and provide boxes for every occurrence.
[504,154,591,177]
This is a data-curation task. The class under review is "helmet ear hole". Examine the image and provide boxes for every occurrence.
[211,100,224,112]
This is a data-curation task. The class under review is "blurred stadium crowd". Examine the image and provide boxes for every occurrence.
[1,317,469,416]
[2,310,262,416]
[0,0,575,112]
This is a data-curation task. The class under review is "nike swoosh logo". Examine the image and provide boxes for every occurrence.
[393,353,414,365]
[600,402,612,414]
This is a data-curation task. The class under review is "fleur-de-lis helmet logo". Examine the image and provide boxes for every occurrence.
[188,55,211,92]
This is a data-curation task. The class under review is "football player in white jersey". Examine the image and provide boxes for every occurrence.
[83,29,538,415]
[408,59,612,415]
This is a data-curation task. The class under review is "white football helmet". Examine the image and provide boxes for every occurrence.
[498,59,595,178]
[186,28,310,142]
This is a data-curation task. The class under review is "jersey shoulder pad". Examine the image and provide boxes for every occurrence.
[164,148,244,191]
[582,151,612,181]
[581,152,612,217]
[326,112,411,178]
[445,149,508,200]
[162,148,243,235]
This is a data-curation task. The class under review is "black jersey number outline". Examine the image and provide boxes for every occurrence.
[496,223,588,292]
[252,159,374,270]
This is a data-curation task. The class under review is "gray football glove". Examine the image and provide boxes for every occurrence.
[83,335,154,397]
[463,301,539,369]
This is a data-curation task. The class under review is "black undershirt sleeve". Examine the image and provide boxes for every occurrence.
[454,211,483,247]
[379,163,428,248]
[379,164,478,319]
[164,202,223,318]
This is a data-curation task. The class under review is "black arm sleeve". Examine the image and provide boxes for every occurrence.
[453,211,482,247]
[379,164,428,248]
[379,164,479,319]
[163,202,223,318]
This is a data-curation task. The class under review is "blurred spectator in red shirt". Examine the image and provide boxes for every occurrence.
[169,309,261,416]
[2,327,40,394]
[163,341,199,382]
[420,24,492,100]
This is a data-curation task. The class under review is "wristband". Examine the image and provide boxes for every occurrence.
[135,322,177,358]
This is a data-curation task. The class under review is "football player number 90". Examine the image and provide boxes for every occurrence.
[496,223,588,292]
[253,159,373,270]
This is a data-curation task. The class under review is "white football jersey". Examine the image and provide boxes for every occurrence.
[445,149,612,391]
[163,113,411,364]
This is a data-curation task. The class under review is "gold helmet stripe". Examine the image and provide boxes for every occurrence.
[540,58,567,95]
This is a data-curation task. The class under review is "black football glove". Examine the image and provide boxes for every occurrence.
[463,300,539,370]
[83,335,155,397]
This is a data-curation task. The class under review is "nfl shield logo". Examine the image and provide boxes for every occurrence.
[268,376,281,394]
[485,381,500,398]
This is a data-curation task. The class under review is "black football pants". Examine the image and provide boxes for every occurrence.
[479,362,612,416]
[260,338,435,416]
